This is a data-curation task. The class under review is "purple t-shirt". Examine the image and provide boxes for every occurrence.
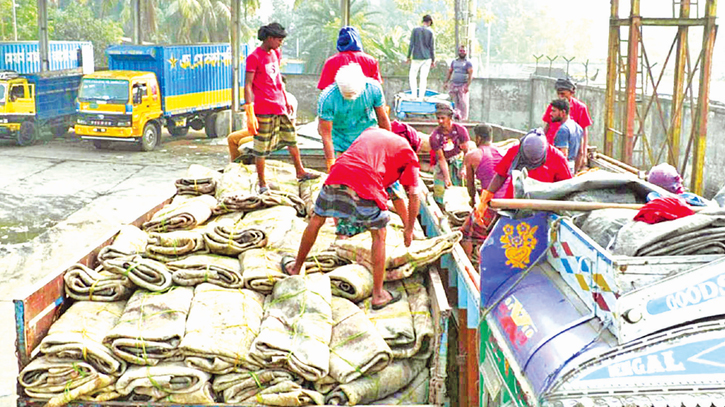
[476,145,509,198]
[430,123,470,160]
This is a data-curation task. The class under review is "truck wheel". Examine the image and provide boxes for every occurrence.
[17,121,37,146]
[93,140,111,149]
[205,112,218,139]
[51,125,68,138]
[214,110,232,139]
[189,118,205,131]
[139,122,159,151]
[169,125,189,137]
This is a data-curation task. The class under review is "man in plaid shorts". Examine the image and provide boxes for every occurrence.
[283,127,421,310]
[244,22,318,193]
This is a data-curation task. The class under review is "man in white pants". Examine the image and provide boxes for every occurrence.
[407,14,435,100]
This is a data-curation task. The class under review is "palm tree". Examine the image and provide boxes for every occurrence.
[295,0,380,73]
[160,0,259,43]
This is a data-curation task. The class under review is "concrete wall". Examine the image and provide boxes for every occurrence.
[284,73,725,198]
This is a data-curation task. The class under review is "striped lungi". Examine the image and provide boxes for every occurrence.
[253,114,297,157]
[314,184,390,236]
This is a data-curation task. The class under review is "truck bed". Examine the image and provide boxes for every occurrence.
[13,178,450,406]
[106,44,248,116]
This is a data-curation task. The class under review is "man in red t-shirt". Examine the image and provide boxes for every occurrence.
[317,26,382,90]
[244,22,318,193]
[283,127,422,310]
[474,129,572,223]
[541,78,592,171]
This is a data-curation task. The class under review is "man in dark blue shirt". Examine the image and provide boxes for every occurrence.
[407,14,435,100]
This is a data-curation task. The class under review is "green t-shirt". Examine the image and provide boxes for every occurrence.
[317,79,385,152]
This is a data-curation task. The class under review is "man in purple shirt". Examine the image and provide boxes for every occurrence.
[460,123,510,262]
[430,103,471,204]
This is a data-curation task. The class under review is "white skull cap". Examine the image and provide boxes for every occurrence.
[335,63,366,100]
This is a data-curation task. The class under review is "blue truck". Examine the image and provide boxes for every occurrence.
[0,41,93,74]
[76,44,248,150]
[0,70,83,145]
[0,41,92,146]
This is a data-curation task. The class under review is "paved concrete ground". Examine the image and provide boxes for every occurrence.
[0,130,231,406]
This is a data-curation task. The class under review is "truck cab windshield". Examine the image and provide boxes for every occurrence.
[79,78,129,103]
[0,83,7,105]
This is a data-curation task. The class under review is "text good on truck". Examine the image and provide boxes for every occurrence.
[75,44,247,152]
[0,41,93,74]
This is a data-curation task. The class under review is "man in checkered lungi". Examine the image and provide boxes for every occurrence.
[283,127,422,310]
[244,22,319,193]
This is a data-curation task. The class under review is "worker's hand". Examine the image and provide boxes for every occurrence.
[326,158,335,172]
[406,58,411,64]
[244,103,259,135]
[444,177,452,188]
[430,60,435,68]
[474,190,494,225]
[463,84,469,92]
[403,225,414,247]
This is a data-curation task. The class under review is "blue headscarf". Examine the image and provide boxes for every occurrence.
[337,26,363,52]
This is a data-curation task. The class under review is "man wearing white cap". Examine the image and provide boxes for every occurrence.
[317,62,391,171]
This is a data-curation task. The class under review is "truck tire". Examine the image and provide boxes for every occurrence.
[93,140,111,149]
[189,118,205,131]
[139,122,159,151]
[17,121,37,146]
[51,125,68,138]
[205,112,218,139]
[169,124,189,137]
[214,110,232,139]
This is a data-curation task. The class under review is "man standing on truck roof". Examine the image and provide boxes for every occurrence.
[474,129,572,224]
[550,98,583,174]
[541,78,592,172]
[407,14,435,100]
[245,22,319,193]
[445,46,473,120]
[460,123,509,261]
[282,127,422,310]
[429,103,471,205]
[318,62,391,172]
[318,26,382,90]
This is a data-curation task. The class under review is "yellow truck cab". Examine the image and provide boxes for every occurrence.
[76,71,163,151]
[76,44,247,151]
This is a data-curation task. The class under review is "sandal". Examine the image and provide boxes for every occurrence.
[372,289,403,311]
[297,172,321,182]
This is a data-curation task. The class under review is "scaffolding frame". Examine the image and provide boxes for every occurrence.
[604,0,718,194]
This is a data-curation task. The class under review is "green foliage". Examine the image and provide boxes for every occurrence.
[48,2,123,67]
[0,0,39,41]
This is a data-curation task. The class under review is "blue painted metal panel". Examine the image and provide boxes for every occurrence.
[479,212,550,308]
[106,44,249,116]
[0,41,89,73]
[489,267,610,396]
[26,73,82,122]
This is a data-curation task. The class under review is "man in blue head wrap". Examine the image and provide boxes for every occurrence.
[317,26,382,90]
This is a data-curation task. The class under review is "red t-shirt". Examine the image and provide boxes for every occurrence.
[246,47,287,115]
[317,51,383,90]
[325,128,420,209]
[494,144,572,198]
[542,97,593,144]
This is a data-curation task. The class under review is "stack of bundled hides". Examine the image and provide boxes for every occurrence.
[21,160,460,406]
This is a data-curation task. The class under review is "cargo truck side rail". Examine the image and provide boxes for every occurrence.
[13,197,172,369]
